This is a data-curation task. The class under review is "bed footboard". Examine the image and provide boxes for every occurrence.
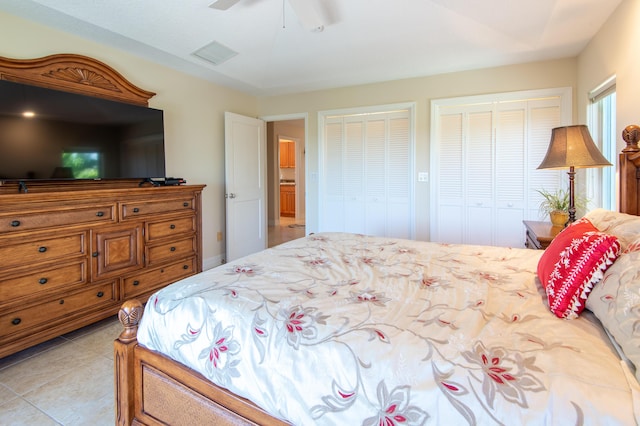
[114,300,289,426]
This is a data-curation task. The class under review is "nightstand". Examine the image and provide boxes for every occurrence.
[523,220,563,250]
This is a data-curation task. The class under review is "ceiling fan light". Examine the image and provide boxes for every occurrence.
[288,0,325,32]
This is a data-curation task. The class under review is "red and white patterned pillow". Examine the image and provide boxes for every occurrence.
[537,218,621,319]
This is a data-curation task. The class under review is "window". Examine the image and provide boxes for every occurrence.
[587,77,616,211]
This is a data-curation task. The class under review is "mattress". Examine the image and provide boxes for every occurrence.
[137,232,638,425]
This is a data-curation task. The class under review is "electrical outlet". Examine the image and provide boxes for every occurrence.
[217,231,223,241]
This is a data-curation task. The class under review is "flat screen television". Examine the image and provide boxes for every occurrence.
[0,79,165,182]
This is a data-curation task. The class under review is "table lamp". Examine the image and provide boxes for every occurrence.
[537,125,611,224]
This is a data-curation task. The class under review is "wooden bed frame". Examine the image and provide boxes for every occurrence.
[113,128,640,425]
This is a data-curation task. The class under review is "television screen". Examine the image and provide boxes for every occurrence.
[0,79,165,181]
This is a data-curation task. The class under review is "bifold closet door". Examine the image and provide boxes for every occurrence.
[320,110,412,238]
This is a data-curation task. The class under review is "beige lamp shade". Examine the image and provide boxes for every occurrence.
[537,125,612,170]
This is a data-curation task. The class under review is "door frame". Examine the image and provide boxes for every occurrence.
[261,113,308,228]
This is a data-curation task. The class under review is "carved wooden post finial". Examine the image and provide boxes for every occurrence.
[117,299,143,343]
[622,124,640,152]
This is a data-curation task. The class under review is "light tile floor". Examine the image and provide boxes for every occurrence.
[0,316,121,425]
[0,219,304,425]
[268,216,306,247]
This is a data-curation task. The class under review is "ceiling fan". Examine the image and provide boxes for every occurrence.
[209,0,325,32]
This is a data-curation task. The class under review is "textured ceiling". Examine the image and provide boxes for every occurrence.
[0,0,623,96]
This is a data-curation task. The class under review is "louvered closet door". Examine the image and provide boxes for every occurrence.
[527,98,564,219]
[320,109,413,238]
[495,102,526,247]
[434,95,565,246]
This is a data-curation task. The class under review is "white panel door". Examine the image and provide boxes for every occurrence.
[224,112,267,262]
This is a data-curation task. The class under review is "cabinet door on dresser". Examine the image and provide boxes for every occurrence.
[91,224,143,281]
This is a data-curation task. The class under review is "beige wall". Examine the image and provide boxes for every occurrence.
[258,59,577,239]
[577,0,640,153]
[0,11,258,267]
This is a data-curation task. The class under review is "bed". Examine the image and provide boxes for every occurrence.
[114,125,640,425]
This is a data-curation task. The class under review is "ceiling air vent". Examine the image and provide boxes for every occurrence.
[193,41,238,65]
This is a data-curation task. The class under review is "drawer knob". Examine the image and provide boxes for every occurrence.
[170,224,176,229]
[97,291,104,297]
[183,265,189,270]
[183,202,189,207]
[39,278,48,285]
[59,299,64,305]
[92,252,99,257]
[10,220,20,227]
[96,211,105,217]
[133,280,140,286]
[38,246,47,253]
[133,207,140,213]
[12,318,21,325]
[170,246,176,252]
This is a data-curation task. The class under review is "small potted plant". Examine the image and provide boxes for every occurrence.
[536,188,584,227]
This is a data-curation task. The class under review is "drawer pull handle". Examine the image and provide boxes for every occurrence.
[170,246,176,252]
[12,318,21,325]
[38,246,47,253]
[92,252,99,257]
[183,265,189,270]
[39,278,48,285]
[183,202,189,207]
[96,211,104,217]
[10,220,20,227]
[133,207,140,213]
[59,300,64,305]
[97,291,104,298]
[133,280,140,286]
[170,224,176,229]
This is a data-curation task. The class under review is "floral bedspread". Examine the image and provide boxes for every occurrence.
[137,233,637,425]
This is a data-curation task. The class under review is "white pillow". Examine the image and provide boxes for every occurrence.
[586,237,640,381]
[584,209,640,251]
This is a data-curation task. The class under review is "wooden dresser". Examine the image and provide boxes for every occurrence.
[0,184,204,358]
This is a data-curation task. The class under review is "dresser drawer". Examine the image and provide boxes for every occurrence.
[0,260,87,305]
[146,216,196,242]
[0,232,87,269]
[123,257,196,299]
[121,197,195,220]
[146,236,196,266]
[0,281,117,339]
[0,204,115,233]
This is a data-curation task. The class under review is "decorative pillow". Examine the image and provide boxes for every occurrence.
[537,217,621,319]
[584,208,640,251]
[587,239,640,381]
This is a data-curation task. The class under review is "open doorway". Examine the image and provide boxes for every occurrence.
[265,118,306,247]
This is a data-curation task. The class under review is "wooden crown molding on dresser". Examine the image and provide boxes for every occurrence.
[0,53,155,106]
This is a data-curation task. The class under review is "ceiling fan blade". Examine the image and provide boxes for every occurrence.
[287,0,325,31]
[209,0,242,11]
